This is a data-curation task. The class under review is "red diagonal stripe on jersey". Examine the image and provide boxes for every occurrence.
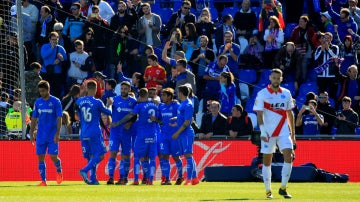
[264,102,287,137]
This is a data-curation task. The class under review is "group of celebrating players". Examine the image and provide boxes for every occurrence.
[30,79,199,186]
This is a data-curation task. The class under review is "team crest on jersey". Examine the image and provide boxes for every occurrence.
[156,70,160,74]
[281,94,286,99]
[49,102,53,106]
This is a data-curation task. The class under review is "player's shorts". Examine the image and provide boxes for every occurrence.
[36,139,59,155]
[134,135,157,158]
[158,134,181,157]
[109,128,132,155]
[178,134,194,155]
[81,136,107,159]
[260,135,293,154]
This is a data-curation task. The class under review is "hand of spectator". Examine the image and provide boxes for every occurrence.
[106,97,114,107]
[117,62,123,73]
[126,0,132,8]
[164,41,172,50]
[350,6,356,13]
[348,28,355,35]
[57,53,64,61]
[325,0,332,6]
[198,53,205,59]
[176,17,180,26]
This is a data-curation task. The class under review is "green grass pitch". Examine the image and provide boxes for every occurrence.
[0,181,359,201]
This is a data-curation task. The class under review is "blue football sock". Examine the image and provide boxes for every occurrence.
[176,159,183,178]
[149,158,156,182]
[120,159,125,179]
[107,157,115,179]
[83,155,101,173]
[141,160,149,180]
[88,158,97,182]
[54,158,62,173]
[38,161,46,182]
[159,158,165,177]
[186,157,194,180]
[124,158,130,178]
[163,159,170,180]
[134,157,140,182]
[191,158,197,178]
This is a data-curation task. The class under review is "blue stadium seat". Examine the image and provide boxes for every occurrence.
[238,69,257,84]
[257,69,272,85]
[298,82,318,98]
[156,8,174,24]
[356,127,360,135]
[222,7,238,17]
[328,97,335,108]
[282,82,296,97]
[209,7,219,22]
[245,97,255,113]
[284,22,297,39]
[306,68,318,82]
[239,82,250,101]
[251,83,267,99]
[295,96,306,110]
[251,6,261,17]
[173,1,182,11]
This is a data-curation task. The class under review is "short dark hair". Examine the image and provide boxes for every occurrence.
[233,104,243,113]
[271,68,283,76]
[106,79,117,89]
[1,92,9,102]
[342,96,351,102]
[178,85,190,97]
[30,62,41,70]
[147,54,158,62]
[308,99,317,106]
[162,88,174,98]
[72,2,81,9]
[42,5,51,14]
[120,81,131,88]
[139,88,148,98]
[38,80,50,90]
[87,80,97,90]
[176,59,187,69]
[182,0,191,7]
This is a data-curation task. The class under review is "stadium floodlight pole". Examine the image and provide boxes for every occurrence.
[17,1,26,140]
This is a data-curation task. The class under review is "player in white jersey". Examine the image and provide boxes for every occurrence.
[253,68,296,199]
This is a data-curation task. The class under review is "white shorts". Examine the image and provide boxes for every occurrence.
[260,135,293,154]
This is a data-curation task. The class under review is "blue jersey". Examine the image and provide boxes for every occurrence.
[204,62,230,94]
[302,114,323,135]
[111,96,137,127]
[220,82,236,115]
[218,43,241,76]
[32,96,63,141]
[159,101,180,137]
[176,98,195,136]
[133,101,159,138]
[75,96,112,138]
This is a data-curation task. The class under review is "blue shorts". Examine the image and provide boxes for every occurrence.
[158,135,181,157]
[36,139,59,155]
[109,128,132,155]
[178,135,194,155]
[134,136,157,158]
[81,136,107,159]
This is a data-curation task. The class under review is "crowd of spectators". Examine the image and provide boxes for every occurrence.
[0,0,360,139]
